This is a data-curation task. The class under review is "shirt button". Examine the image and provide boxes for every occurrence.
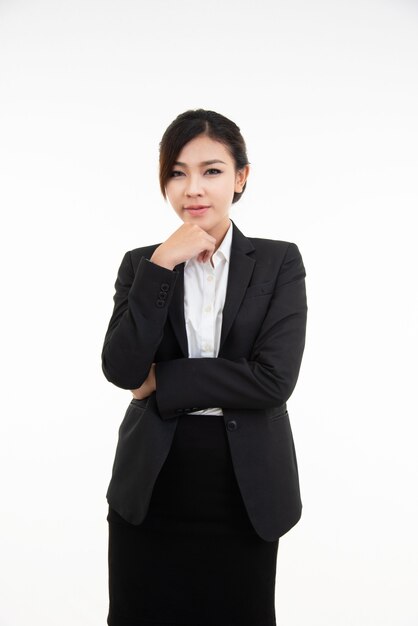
[207,275,214,282]
[203,343,213,352]
[204,305,211,313]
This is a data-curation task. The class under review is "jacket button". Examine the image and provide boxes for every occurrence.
[226,420,237,431]
[156,299,165,308]
[160,283,170,292]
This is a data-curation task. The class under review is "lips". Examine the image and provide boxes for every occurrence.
[184,205,210,216]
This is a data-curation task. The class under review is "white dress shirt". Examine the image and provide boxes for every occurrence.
[183,222,232,415]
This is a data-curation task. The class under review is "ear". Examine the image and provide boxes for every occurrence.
[234,164,250,193]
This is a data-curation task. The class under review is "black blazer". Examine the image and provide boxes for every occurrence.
[102,221,307,541]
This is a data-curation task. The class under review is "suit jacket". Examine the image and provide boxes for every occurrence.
[102,221,307,541]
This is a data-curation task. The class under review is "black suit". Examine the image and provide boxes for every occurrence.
[102,221,307,542]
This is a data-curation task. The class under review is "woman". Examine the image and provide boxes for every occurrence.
[102,109,307,626]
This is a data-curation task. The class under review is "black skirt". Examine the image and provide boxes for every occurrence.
[107,413,279,626]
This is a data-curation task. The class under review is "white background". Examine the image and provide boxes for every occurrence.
[1,1,417,624]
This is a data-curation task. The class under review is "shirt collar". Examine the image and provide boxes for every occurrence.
[213,220,232,266]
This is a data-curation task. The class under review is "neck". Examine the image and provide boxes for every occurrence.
[210,219,231,252]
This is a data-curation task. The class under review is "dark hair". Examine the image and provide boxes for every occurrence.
[159,109,249,204]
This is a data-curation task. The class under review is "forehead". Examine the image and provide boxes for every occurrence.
[176,135,233,165]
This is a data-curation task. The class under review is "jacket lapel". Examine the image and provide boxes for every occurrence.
[219,222,255,351]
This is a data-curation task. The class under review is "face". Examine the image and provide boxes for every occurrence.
[165,134,249,243]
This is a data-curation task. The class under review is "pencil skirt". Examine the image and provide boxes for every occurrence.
[107,413,279,626]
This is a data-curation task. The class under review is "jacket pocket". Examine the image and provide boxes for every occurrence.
[243,279,275,299]
[268,404,288,421]
[118,397,150,438]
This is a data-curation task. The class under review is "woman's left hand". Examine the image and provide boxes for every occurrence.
[131,363,156,399]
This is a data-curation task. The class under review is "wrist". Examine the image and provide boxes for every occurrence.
[150,248,176,270]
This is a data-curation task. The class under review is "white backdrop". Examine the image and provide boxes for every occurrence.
[1,1,417,624]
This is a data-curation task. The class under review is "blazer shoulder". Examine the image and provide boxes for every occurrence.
[248,236,297,251]
[247,237,302,262]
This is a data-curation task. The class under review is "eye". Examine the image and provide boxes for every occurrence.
[205,168,222,175]
[170,170,185,178]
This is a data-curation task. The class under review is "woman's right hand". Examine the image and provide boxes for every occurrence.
[150,223,217,270]
[131,363,156,399]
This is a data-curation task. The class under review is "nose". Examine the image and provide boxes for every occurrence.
[184,173,203,197]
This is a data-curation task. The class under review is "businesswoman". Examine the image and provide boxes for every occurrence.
[102,109,307,626]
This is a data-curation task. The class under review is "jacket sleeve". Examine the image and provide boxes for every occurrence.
[155,243,307,419]
[101,251,179,389]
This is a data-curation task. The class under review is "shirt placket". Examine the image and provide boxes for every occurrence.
[200,262,215,357]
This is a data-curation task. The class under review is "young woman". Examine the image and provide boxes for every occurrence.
[102,109,307,626]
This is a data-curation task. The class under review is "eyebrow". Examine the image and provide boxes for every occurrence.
[173,159,227,167]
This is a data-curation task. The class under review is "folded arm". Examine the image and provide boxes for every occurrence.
[102,242,307,419]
